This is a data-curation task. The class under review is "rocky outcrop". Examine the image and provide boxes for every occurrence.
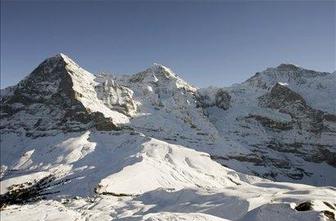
[95,75,137,116]
[0,175,57,209]
[244,114,293,131]
[238,83,336,176]
[259,83,324,134]
[196,88,231,110]
[0,54,128,137]
[259,82,306,108]
[214,89,231,110]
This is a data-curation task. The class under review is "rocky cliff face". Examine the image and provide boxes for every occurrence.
[257,83,336,166]
[197,87,231,110]
[95,74,137,116]
[0,54,130,137]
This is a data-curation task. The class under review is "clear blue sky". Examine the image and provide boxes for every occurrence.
[1,0,335,88]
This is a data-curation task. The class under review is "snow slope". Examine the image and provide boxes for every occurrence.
[1,130,335,221]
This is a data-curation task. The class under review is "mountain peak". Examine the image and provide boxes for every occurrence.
[54,52,67,59]
[275,63,301,71]
[150,63,176,78]
[44,53,79,68]
[152,63,168,68]
[244,63,332,91]
[128,63,196,92]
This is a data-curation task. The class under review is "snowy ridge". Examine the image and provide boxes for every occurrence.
[59,54,129,124]
[1,54,335,221]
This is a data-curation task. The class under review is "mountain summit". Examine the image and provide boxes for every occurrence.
[0,54,131,136]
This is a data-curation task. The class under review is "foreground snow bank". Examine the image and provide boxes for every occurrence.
[1,131,335,221]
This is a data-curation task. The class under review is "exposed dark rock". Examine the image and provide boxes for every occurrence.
[196,89,231,110]
[0,175,57,209]
[307,147,336,167]
[99,192,135,197]
[245,114,293,130]
[322,211,335,220]
[266,141,303,154]
[259,83,307,109]
[324,114,336,122]
[287,172,304,180]
[226,154,265,166]
[92,112,118,131]
[215,89,231,110]
[210,155,229,161]
[264,141,336,167]
[324,202,336,210]
[295,201,313,211]
[259,83,324,134]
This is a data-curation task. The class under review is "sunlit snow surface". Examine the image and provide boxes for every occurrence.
[1,131,336,221]
[1,56,335,221]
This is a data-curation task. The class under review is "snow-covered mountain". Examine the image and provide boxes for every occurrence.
[1,54,335,221]
[198,65,336,185]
